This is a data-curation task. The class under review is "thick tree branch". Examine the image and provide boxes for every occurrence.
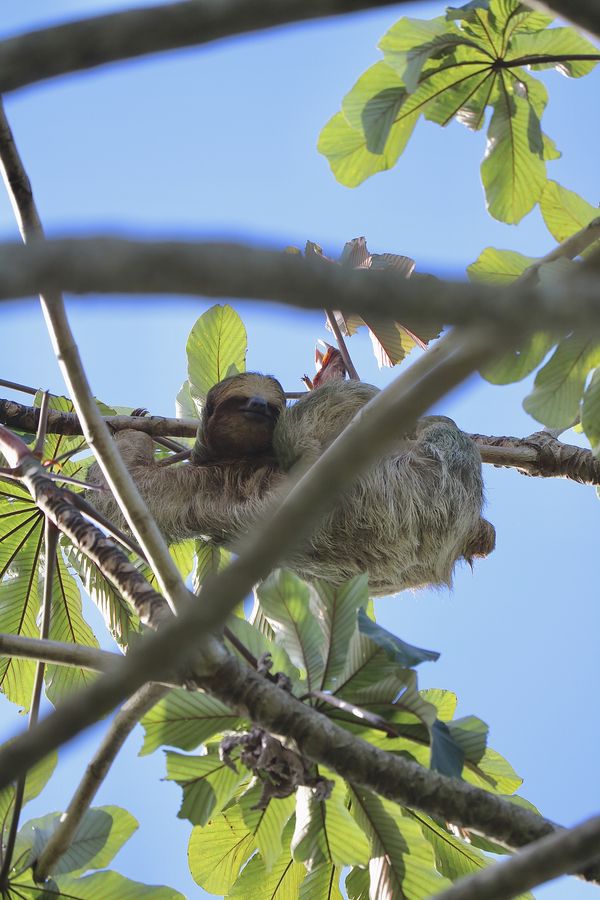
[0,0,413,96]
[3,396,599,484]
[0,633,122,673]
[33,682,169,882]
[0,102,190,615]
[435,814,600,900]
[0,237,600,333]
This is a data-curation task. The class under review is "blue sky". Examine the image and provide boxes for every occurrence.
[1,1,599,897]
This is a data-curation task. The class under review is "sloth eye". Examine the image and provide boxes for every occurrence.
[205,401,215,417]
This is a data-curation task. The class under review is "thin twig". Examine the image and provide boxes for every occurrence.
[33,682,169,882]
[0,377,38,396]
[0,0,414,95]
[32,390,50,457]
[0,520,57,889]
[435,815,600,900]
[0,100,190,615]
[325,309,360,380]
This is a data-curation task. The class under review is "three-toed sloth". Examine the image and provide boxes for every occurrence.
[88,373,494,595]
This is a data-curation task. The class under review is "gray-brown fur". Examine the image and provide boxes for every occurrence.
[88,373,494,596]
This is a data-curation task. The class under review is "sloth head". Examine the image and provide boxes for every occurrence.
[200,373,286,460]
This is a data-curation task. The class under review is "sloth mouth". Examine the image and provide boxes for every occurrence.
[239,399,276,423]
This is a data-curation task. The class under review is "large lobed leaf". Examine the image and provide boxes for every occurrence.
[319,0,599,223]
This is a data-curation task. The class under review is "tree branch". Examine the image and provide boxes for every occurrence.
[0,633,122,673]
[0,237,600,333]
[33,682,169,882]
[435,815,600,900]
[0,0,415,96]
[0,102,191,615]
[3,395,599,484]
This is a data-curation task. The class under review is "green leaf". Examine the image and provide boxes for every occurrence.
[12,869,185,898]
[468,246,555,384]
[468,246,536,283]
[379,16,475,92]
[523,334,600,428]
[430,720,465,778]
[165,748,248,827]
[349,788,451,897]
[257,571,324,691]
[140,688,242,755]
[292,786,328,865]
[45,554,99,704]
[0,503,44,707]
[464,746,523,794]
[193,541,232,591]
[507,27,600,78]
[320,768,370,866]
[582,368,600,452]
[246,793,296,872]
[409,809,493,882]
[63,545,141,649]
[0,752,57,849]
[313,575,367,691]
[420,688,457,722]
[224,616,299,686]
[540,180,600,244]
[188,786,293,892]
[346,865,369,900]
[186,304,247,402]
[17,807,137,876]
[300,863,343,900]
[356,609,439,668]
[481,76,546,223]
[175,379,198,420]
[229,822,305,899]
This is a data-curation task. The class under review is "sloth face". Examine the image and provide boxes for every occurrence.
[202,373,286,459]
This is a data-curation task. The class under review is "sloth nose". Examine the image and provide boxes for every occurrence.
[245,396,269,413]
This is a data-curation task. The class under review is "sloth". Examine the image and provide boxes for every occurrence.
[88,372,495,595]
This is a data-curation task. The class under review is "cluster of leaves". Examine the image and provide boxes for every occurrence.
[319,0,599,224]
[141,570,532,899]
[469,181,600,451]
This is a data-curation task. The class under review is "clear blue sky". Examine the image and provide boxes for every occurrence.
[1,1,599,898]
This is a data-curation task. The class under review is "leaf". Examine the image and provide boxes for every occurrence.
[582,368,600,452]
[45,553,99,704]
[523,334,600,428]
[188,786,293,893]
[16,807,137,876]
[193,541,231,591]
[320,767,370,866]
[467,246,555,383]
[63,545,141,649]
[175,379,198,420]
[349,788,451,897]
[224,616,299,686]
[312,575,367,691]
[229,822,305,899]
[363,315,442,367]
[409,809,494,882]
[12,869,184,898]
[468,246,536,283]
[420,688,457,722]
[257,571,324,692]
[379,17,469,90]
[430,720,465,778]
[540,180,600,244]
[140,688,242,755]
[245,793,296,872]
[481,75,546,223]
[464,746,523,795]
[356,609,439,668]
[186,304,247,402]
[0,752,57,848]
[0,508,44,708]
[508,27,600,78]
[165,748,248,827]
[300,863,343,900]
